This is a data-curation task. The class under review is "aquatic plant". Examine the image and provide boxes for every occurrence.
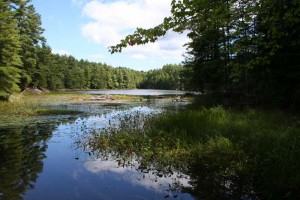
[86,106,300,199]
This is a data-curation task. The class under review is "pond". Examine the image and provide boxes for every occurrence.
[71,89,187,96]
[0,96,194,200]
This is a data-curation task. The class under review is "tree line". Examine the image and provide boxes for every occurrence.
[33,50,145,90]
[31,49,183,91]
[139,64,184,90]
[0,0,183,100]
[110,0,300,110]
[2,0,299,109]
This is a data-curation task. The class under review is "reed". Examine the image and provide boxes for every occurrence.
[89,106,300,199]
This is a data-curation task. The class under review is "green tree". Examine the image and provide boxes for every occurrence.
[110,0,300,108]
[139,64,184,90]
[36,43,54,88]
[13,0,45,88]
[255,0,300,108]
[0,0,23,99]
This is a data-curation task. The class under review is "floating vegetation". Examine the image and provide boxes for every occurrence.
[1,92,299,199]
[84,106,300,199]
[35,109,82,115]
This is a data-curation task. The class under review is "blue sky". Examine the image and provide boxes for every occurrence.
[31,0,189,71]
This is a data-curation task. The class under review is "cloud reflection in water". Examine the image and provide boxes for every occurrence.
[84,156,192,195]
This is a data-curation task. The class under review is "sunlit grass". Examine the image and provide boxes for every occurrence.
[0,92,138,118]
[0,93,89,117]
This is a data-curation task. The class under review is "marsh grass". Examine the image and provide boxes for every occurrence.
[88,106,300,199]
[35,109,82,115]
[0,92,92,118]
[113,95,140,101]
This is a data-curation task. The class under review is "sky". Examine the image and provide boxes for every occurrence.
[31,0,189,71]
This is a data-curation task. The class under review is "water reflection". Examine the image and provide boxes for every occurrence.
[84,156,192,199]
[0,124,54,200]
[74,89,186,96]
[0,104,195,200]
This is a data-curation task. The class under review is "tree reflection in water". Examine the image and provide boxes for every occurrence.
[0,124,53,200]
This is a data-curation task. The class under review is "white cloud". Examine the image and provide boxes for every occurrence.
[123,30,189,60]
[84,159,129,174]
[81,0,188,61]
[84,157,192,192]
[52,49,72,56]
[82,22,121,46]
[131,54,146,59]
[83,0,169,30]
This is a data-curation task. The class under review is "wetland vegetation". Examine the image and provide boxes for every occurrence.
[1,91,299,199]
[84,105,300,199]
[1,0,299,199]
[0,90,196,200]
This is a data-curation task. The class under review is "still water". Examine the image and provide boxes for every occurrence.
[72,89,186,96]
[0,99,194,200]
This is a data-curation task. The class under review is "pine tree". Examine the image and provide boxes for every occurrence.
[36,43,53,88]
[110,0,300,108]
[0,0,23,99]
[13,0,45,87]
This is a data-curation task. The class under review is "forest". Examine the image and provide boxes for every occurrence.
[1,0,300,199]
[111,0,300,111]
[0,0,183,100]
[1,0,299,111]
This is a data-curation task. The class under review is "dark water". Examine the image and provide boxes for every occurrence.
[72,89,186,96]
[0,102,194,200]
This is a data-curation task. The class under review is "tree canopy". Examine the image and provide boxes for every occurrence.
[1,0,299,110]
[0,0,23,99]
[0,0,184,100]
[0,0,42,99]
[110,0,300,109]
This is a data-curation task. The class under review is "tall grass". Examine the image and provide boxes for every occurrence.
[148,107,300,198]
[89,106,300,199]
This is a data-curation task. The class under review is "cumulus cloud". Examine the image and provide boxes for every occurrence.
[84,157,192,192]
[123,30,189,60]
[84,159,129,174]
[131,54,146,59]
[81,0,188,61]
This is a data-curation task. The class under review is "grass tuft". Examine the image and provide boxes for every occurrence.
[87,106,300,199]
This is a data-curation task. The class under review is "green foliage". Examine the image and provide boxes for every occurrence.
[0,0,23,99]
[139,64,184,90]
[0,67,21,99]
[32,52,183,90]
[88,107,300,199]
[0,0,22,68]
[45,54,145,90]
[0,0,187,97]
[12,0,45,87]
[110,0,300,110]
